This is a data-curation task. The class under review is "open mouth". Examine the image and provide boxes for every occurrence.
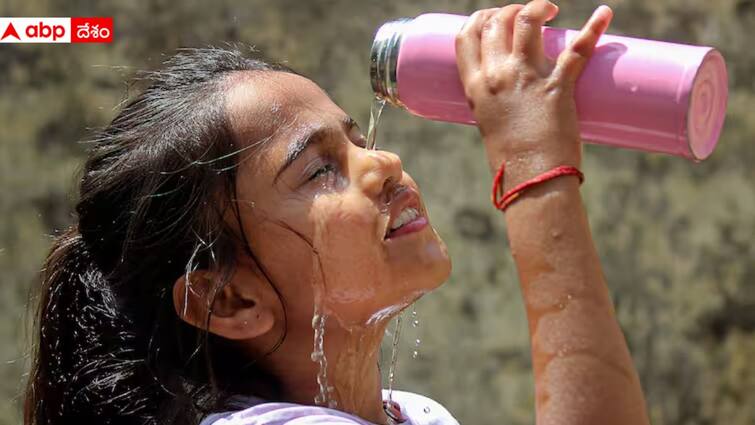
[384,188,428,240]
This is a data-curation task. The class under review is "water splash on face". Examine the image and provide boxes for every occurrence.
[366,97,386,150]
[310,201,337,408]
[304,153,429,413]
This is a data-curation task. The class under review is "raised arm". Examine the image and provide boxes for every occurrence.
[456,2,650,424]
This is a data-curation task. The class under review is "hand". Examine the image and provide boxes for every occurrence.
[455,1,613,189]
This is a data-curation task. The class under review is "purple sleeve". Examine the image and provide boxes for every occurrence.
[202,402,375,425]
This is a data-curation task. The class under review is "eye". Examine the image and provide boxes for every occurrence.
[308,163,336,181]
[349,125,368,148]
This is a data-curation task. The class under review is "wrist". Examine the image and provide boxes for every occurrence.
[492,163,584,212]
[481,134,582,183]
[508,172,582,206]
[490,152,582,193]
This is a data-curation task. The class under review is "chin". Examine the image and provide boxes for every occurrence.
[326,227,451,328]
[422,225,452,275]
[395,232,452,296]
[418,251,452,292]
[360,250,451,327]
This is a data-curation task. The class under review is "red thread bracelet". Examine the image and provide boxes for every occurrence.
[491,163,584,211]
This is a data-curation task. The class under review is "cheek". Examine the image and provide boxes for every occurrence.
[247,220,317,313]
[309,194,391,323]
[310,193,382,257]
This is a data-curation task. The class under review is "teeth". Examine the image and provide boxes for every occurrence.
[390,207,419,231]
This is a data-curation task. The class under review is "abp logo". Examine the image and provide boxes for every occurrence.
[0,17,112,43]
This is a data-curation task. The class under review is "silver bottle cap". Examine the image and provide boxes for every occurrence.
[370,18,412,107]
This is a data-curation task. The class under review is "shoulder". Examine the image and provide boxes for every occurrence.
[384,389,460,425]
[199,391,460,425]
[199,399,373,425]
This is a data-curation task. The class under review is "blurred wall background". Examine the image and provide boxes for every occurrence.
[1,0,754,424]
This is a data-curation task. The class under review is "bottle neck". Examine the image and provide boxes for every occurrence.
[370,18,411,106]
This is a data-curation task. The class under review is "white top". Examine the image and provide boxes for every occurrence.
[199,389,460,425]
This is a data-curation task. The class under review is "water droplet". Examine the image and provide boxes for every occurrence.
[415,338,421,345]
[412,350,419,359]
[558,303,565,309]
[423,406,431,413]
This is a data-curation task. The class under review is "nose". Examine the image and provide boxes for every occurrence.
[356,149,404,200]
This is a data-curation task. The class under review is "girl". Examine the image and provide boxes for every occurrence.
[25,1,650,424]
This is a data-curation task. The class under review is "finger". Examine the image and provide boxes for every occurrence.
[480,4,525,67]
[512,0,560,66]
[552,5,613,86]
[456,8,499,80]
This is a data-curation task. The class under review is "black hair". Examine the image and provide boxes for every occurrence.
[25,46,295,425]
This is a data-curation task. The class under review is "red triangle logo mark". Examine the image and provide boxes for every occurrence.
[1,22,20,40]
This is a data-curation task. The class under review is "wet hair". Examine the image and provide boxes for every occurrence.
[24,46,295,425]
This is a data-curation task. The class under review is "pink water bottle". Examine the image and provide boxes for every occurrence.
[370,13,729,161]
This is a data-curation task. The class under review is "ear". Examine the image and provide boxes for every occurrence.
[172,266,276,340]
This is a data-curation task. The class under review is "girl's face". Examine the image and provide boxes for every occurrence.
[226,72,451,329]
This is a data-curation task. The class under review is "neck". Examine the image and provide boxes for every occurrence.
[331,324,387,423]
[261,316,392,425]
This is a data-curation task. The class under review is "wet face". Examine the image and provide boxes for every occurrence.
[226,71,451,330]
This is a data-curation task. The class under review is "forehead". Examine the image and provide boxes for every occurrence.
[225,71,344,151]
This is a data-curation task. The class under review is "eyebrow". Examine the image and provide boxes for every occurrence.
[273,116,357,183]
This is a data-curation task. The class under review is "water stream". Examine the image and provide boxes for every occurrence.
[312,310,337,408]
[385,312,404,404]
[366,97,386,150]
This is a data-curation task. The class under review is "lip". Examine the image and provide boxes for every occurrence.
[386,216,428,239]
[384,187,428,240]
